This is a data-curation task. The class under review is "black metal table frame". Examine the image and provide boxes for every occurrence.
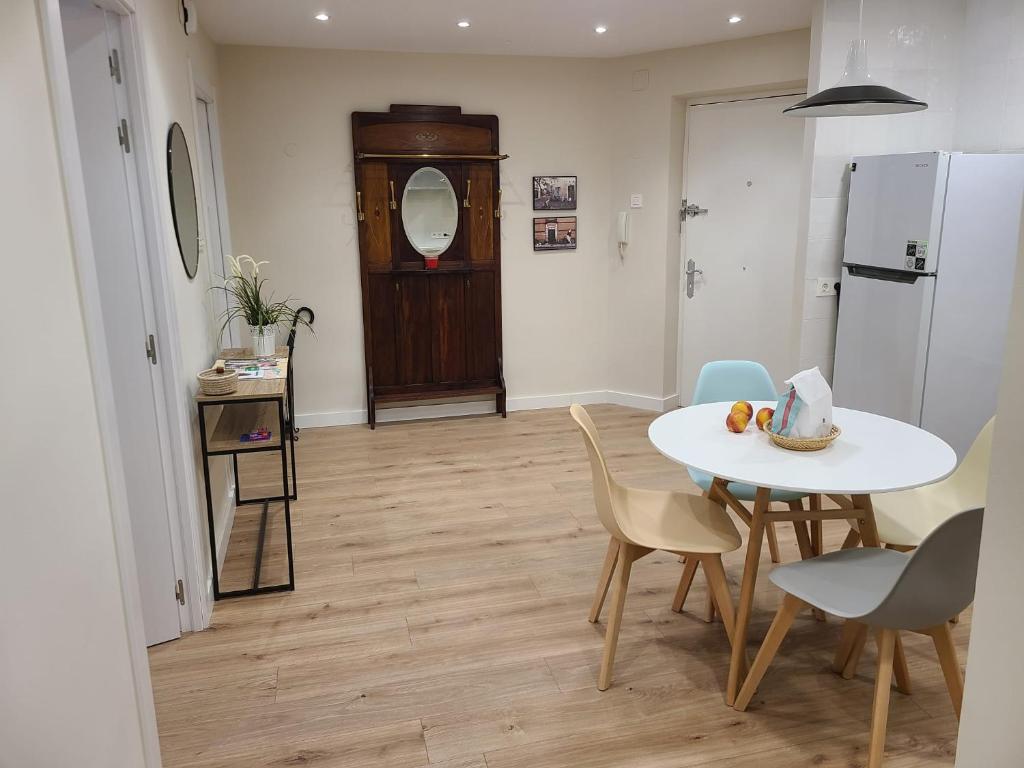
[197,393,296,600]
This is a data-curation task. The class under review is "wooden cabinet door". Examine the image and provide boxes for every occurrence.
[466,163,495,264]
[358,162,393,269]
[367,274,398,387]
[430,275,467,383]
[465,271,497,381]
[395,275,432,385]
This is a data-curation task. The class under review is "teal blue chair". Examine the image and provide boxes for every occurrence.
[687,361,811,565]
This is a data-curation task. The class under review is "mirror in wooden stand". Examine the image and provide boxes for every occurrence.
[401,166,459,267]
[166,122,200,279]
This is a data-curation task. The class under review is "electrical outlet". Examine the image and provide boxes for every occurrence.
[816,278,837,297]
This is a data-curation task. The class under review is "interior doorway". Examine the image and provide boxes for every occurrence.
[60,0,181,646]
[677,92,807,404]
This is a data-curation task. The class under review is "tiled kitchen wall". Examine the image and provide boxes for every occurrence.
[797,0,1023,380]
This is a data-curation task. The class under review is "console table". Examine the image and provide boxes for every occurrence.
[196,346,296,600]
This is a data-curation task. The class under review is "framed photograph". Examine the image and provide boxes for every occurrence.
[533,175,577,210]
[533,216,577,251]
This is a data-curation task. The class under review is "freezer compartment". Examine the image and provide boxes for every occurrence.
[832,266,936,425]
[920,152,1024,458]
[844,152,949,274]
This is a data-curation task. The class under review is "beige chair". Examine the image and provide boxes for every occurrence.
[843,419,994,550]
[570,404,743,691]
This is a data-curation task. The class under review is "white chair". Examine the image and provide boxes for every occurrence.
[570,405,743,691]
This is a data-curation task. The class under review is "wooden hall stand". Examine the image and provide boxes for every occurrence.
[195,347,296,600]
[352,105,508,428]
[648,402,957,706]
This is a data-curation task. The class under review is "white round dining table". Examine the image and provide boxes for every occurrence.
[648,401,957,706]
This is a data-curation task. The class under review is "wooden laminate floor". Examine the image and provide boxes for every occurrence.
[149,405,963,768]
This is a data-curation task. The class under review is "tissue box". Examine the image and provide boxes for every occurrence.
[771,367,833,439]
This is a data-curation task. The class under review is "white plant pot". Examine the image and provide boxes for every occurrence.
[250,325,277,358]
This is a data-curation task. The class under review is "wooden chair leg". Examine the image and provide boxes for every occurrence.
[893,634,912,695]
[734,593,805,711]
[929,623,964,718]
[833,619,864,672]
[701,555,737,644]
[598,543,647,691]
[868,628,897,768]
[765,521,782,564]
[842,626,869,680]
[671,556,700,613]
[589,537,619,623]
[704,586,717,623]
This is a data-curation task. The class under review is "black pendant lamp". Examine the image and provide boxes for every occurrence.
[785,1,927,117]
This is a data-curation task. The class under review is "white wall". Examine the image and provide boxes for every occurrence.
[794,0,1024,379]
[0,2,153,764]
[794,0,967,377]
[956,201,1024,765]
[605,31,811,402]
[217,46,615,423]
[215,31,811,422]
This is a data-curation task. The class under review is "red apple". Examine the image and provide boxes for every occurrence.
[725,411,749,433]
[756,407,775,432]
[731,401,753,419]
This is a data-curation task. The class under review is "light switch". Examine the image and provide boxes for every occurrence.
[630,193,643,208]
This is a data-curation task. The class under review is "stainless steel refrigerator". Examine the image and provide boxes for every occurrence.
[833,151,1024,458]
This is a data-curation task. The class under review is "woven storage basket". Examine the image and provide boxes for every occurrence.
[766,423,841,452]
[197,367,239,396]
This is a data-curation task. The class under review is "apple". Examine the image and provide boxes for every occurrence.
[756,407,775,432]
[725,411,749,433]
[731,401,753,419]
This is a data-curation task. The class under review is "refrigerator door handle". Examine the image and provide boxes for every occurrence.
[846,264,923,284]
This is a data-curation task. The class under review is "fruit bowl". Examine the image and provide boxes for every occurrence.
[765,423,841,452]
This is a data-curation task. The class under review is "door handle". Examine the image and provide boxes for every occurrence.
[463,178,472,208]
[685,259,703,299]
[389,180,397,210]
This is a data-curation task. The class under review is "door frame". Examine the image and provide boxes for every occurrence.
[39,1,212,760]
[189,66,236,346]
[675,87,807,407]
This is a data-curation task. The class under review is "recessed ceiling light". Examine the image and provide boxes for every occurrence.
[595,25,608,34]
[728,15,743,23]
[457,20,471,28]
[314,12,329,22]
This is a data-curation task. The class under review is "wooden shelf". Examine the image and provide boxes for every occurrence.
[206,401,282,453]
[375,385,502,404]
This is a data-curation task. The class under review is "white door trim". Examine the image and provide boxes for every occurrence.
[189,65,236,346]
[676,88,807,407]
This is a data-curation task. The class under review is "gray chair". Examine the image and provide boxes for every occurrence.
[734,507,984,768]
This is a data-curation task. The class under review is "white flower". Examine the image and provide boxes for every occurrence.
[226,254,270,279]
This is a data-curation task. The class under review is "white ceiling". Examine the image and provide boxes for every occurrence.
[196,0,813,59]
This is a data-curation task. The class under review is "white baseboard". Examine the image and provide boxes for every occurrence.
[295,389,676,429]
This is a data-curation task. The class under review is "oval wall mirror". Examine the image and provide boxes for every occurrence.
[166,122,200,279]
[401,167,459,257]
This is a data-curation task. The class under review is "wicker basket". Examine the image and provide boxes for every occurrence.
[197,367,239,396]
[766,423,841,452]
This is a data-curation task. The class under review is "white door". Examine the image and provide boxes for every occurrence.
[62,0,181,645]
[194,97,232,346]
[678,94,806,404]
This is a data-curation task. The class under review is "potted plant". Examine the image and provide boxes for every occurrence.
[219,255,311,357]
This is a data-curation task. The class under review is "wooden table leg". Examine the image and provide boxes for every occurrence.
[726,485,770,706]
